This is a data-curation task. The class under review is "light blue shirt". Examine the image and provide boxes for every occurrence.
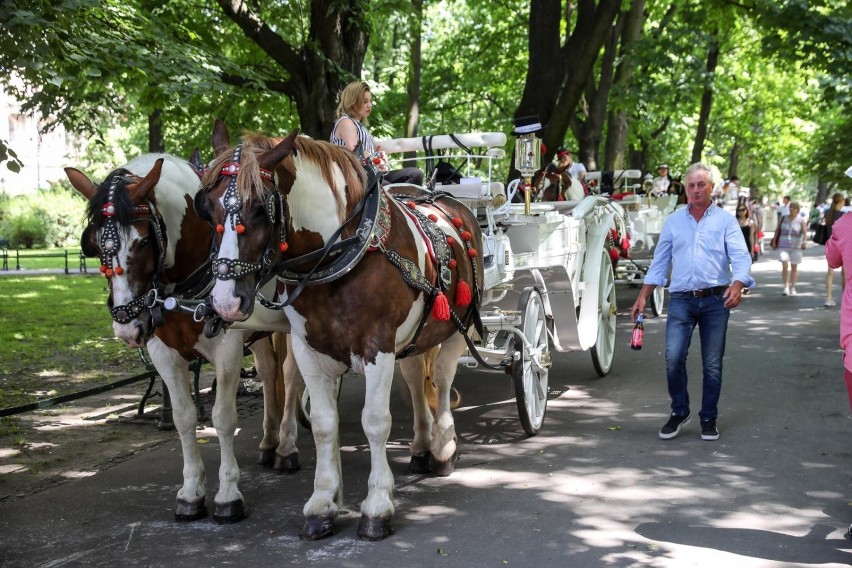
[644,204,756,292]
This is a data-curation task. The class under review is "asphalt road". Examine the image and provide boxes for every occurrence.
[1,245,850,567]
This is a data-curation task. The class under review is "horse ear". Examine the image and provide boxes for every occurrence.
[130,158,164,202]
[64,168,98,201]
[212,118,231,156]
[188,147,204,170]
[259,129,299,171]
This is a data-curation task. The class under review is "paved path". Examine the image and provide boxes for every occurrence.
[1,245,850,567]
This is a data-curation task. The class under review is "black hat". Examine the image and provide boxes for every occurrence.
[512,115,545,135]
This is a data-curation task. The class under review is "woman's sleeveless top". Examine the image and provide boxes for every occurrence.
[330,116,375,155]
[778,216,804,249]
[740,224,753,248]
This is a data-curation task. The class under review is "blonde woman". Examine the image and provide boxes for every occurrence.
[330,81,423,185]
[770,201,808,295]
[824,193,846,306]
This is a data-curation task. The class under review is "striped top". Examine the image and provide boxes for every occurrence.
[330,116,375,156]
[776,215,807,250]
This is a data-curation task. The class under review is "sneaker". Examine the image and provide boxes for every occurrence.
[782,287,789,296]
[701,419,719,441]
[789,287,797,296]
[825,299,836,307]
[659,413,691,440]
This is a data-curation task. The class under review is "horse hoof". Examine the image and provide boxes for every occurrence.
[300,515,336,540]
[358,514,394,541]
[257,449,276,467]
[213,500,246,524]
[429,451,459,477]
[408,451,431,474]
[174,498,207,522]
[274,453,301,474]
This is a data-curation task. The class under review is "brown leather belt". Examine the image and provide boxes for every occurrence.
[673,285,727,298]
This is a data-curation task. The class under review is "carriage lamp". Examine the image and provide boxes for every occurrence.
[643,173,654,205]
[515,133,541,215]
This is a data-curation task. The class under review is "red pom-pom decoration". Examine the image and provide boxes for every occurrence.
[432,292,450,321]
[216,224,225,234]
[105,268,114,277]
[428,213,438,222]
[461,230,472,242]
[448,258,457,269]
[452,217,463,228]
[406,201,416,209]
[610,228,618,239]
[279,242,289,253]
[620,237,630,251]
[236,224,246,234]
[467,248,478,258]
[372,156,382,165]
[446,237,456,246]
[455,280,472,307]
[99,265,107,274]
[608,247,620,262]
[115,266,124,276]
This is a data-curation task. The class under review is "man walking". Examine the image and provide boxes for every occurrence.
[630,163,755,441]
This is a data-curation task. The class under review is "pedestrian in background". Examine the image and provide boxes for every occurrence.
[824,203,852,414]
[823,192,846,307]
[630,162,755,441]
[771,201,808,296]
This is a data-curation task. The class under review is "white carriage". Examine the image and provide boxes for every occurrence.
[379,133,624,435]
[589,170,676,317]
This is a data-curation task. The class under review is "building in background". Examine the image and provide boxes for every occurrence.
[0,82,82,196]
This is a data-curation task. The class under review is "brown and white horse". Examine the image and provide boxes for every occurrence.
[65,154,303,524]
[196,122,484,540]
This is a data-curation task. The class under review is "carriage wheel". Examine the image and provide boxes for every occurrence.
[512,287,550,437]
[650,285,666,317]
[591,249,618,377]
[296,376,342,431]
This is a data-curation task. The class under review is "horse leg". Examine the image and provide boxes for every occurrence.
[249,335,282,468]
[292,335,347,540]
[205,332,248,524]
[357,352,397,540]
[427,333,466,477]
[146,338,207,521]
[398,351,436,474]
[274,333,302,473]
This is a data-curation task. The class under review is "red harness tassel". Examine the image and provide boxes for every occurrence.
[455,280,472,307]
[432,291,450,321]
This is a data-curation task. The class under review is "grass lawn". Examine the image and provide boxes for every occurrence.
[0,274,141,411]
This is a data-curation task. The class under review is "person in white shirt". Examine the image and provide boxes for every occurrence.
[554,148,586,183]
[652,164,671,196]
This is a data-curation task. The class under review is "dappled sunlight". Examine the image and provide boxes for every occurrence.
[59,470,98,479]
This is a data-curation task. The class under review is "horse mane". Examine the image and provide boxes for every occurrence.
[203,131,367,225]
[85,168,136,232]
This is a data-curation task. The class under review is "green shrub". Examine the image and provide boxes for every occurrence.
[0,183,87,248]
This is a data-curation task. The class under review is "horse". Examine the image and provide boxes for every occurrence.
[516,166,587,203]
[65,154,304,524]
[195,120,485,540]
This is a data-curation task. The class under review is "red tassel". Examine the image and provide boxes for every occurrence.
[455,281,472,306]
[620,237,630,251]
[609,247,620,262]
[279,242,289,253]
[432,292,450,321]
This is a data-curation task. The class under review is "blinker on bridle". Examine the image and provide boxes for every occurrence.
[210,142,289,281]
[98,174,167,324]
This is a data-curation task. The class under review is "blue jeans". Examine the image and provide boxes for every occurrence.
[665,293,730,422]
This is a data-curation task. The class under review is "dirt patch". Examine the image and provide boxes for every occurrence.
[0,371,266,502]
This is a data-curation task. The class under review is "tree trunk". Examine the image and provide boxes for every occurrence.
[216,0,369,139]
[727,142,741,179]
[404,0,423,163]
[691,30,719,164]
[148,109,164,153]
[603,0,645,171]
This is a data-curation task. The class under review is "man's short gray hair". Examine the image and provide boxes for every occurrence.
[685,162,713,179]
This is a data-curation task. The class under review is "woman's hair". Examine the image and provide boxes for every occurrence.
[789,201,801,212]
[336,81,371,124]
[831,192,845,209]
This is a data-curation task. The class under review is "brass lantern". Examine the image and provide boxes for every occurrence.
[515,133,541,215]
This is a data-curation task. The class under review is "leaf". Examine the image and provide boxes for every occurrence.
[607,425,622,431]
[197,438,209,444]
[436,548,448,556]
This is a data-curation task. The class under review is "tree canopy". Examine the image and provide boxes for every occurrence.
[0,0,849,201]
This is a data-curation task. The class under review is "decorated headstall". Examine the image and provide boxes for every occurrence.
[95,174,167,324]
[202,142,288,281]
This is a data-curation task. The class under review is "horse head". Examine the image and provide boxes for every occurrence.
[65,155,204,347]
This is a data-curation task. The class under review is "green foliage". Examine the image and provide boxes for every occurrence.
[0,185,87,248]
